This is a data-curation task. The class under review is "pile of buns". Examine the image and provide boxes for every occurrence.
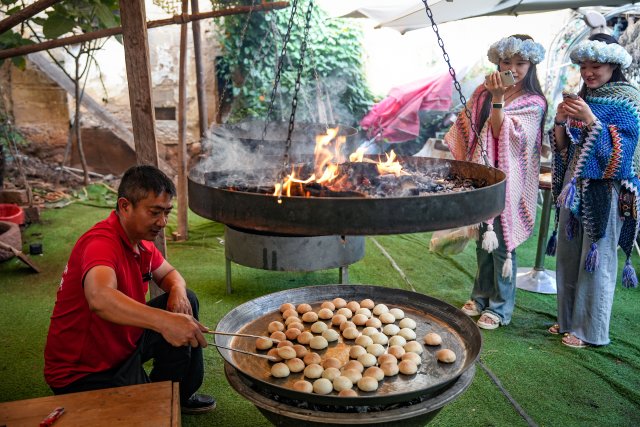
[254,297,457,396]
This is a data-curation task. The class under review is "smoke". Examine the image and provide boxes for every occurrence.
[191,121,357,189]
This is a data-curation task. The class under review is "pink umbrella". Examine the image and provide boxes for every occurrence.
[360,72,453,143]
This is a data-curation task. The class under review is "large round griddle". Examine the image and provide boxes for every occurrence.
[189,157,506,236]
[225,362,476,426]
[215,285,481,406]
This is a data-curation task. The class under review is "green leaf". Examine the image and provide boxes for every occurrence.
[42,13,77,39]
[93,2,118,29]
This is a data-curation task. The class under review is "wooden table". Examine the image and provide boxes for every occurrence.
[0,381,180,427]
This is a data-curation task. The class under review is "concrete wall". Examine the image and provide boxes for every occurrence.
[1,0,220,172]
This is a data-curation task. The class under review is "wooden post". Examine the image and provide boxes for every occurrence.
[0,0,61,35]
[191,0,209,139]
[176,0,189,241]
[0,3,290,60]
[119,0,165,297]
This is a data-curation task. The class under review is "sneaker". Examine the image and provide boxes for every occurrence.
[461,300,480,317]
[181,393,216,414]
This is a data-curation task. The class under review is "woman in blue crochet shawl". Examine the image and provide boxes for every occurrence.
[549,33,640,348]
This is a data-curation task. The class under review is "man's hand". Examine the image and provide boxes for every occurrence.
[166,286,192,315]
[153,261,192,314]
[161,312,208,348]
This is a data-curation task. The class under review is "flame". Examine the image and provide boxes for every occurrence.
[274,126,406,197]
[273,168,316,197]
[376,150,407,177]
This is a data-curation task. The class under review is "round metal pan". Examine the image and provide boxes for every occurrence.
[189,157,506,236]
[214,285,482,406]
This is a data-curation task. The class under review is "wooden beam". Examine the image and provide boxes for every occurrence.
[0,2,290,60]
[191,0,209,139]
[0,0,61,35]
[176,0,189,241]
[119,0,158,167]
[119,0,166,298]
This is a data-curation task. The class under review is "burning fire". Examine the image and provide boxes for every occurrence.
[273,127,407,197]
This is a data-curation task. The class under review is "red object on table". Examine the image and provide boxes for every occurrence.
[39,407,64,426]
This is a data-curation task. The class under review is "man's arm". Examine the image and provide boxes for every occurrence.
[152,260,193,315]
[83,265,207,348]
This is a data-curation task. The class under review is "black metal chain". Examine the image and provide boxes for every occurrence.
[421,0,490,166]
[262,0,300,143]
[278,0,314,187]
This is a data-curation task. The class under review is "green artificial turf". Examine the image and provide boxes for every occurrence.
[1,192,639,427]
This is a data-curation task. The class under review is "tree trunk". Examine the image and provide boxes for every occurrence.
[74,53,89,185]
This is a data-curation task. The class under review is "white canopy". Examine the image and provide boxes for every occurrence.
[317,0,638,33]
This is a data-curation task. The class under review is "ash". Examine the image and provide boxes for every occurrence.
[205,161,484,198]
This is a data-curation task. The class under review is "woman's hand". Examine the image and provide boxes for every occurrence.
[484,71,508,101]
[555,101,569,123]
[562,97,597,125]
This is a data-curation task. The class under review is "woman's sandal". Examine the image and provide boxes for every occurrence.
[562,333,589,349]
[548,323,560,335]
[477,312,501,330]
[461,300,481,317]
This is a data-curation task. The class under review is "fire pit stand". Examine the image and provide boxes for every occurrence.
[225,362,475,426]
[224,226,365,293]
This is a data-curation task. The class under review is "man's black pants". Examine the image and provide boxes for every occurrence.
[51,289,204,403]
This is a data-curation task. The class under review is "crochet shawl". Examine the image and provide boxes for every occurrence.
[550,82,640,287]
[445,85,545,253]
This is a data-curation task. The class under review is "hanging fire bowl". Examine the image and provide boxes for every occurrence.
[188,156,505,236]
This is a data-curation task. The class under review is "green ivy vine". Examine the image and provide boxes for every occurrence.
[213,0,374,127]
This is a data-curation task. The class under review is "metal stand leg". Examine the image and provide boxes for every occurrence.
[339,266,349,284]
[225,257,233,294]
[516,187,557,294]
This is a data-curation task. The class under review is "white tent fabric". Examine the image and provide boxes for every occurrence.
[318,0,638,33]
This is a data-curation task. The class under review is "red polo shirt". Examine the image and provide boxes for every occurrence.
[44,211,164,388]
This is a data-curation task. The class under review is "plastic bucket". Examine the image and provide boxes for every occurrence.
[0,204,25,225]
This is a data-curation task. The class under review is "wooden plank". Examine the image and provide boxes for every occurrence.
[0,381,177,427]
[171,382,181,427]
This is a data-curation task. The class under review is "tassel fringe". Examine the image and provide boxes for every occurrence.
[622,258,638,288]
[501,252,513,278]
[557,177,577,209]
[482,223,499,253]
[584,242,599,273]
[546,230,557,256]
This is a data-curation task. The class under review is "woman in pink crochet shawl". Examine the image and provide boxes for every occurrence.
[445,35,547,330]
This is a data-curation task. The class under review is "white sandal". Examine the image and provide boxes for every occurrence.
[461,300,481,317]
[477,312,501,330]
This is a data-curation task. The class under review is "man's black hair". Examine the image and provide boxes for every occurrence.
[116,165,176,211]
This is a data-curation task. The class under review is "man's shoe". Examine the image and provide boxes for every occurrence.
[181,393,216,414]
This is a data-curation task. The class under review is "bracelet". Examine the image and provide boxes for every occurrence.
[492,102,504,109]
[554,119,567,126]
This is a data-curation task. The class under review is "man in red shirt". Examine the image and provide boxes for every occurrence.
[44,165,215,414]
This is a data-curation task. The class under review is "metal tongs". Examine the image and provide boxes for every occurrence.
[204,329,279,361]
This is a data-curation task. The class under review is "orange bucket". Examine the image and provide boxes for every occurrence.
[0,204,25,225]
